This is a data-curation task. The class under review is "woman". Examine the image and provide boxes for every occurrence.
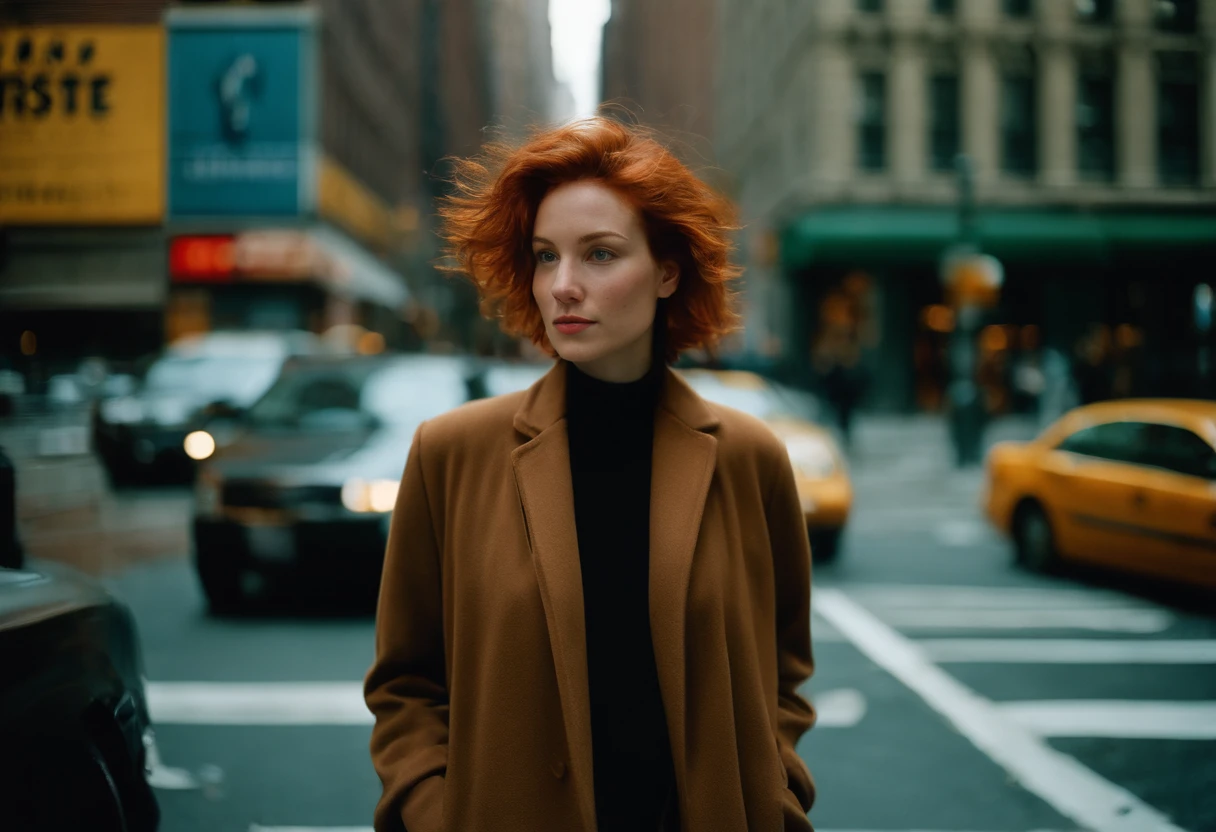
[365,117,816,832]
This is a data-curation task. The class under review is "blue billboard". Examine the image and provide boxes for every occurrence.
[168,12,315,217]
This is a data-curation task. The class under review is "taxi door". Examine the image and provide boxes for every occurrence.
[1132,424,1216,588]
[1037,420,1154,568]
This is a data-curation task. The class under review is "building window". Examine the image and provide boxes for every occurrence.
[929,75,960,171]
[1001,75,1036,175]
[1077,74,1115,179]
[1155,0,1198,33]
[1158,77,1199,184]
[1075,0,1114,24]
[1003,0,1031,17]
[858,0,883,13]
[858,72,887,171]
[932,0,955,14]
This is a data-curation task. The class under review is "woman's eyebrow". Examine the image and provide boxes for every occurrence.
[532,231,628,246]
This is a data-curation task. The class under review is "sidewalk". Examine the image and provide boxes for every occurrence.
[1,408,189,576]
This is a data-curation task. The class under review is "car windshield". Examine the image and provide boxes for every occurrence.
[245,359,470,432]
[680,372,800,420]
[144,356,282,406]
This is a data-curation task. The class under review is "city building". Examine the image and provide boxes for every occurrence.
[601,0,718,158]
[713,0,1216,411]
[0,0,523,378]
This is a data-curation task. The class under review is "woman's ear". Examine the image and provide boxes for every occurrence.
[657,261,680,299]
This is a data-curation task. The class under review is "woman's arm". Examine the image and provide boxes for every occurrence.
[765,443,817,829]
[365,422,448,832]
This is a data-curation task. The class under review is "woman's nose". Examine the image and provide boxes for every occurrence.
[551,262,583,304]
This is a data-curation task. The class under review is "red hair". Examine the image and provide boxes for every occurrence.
[438,117,742,362]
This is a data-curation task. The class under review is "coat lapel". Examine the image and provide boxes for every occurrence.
[510,362,597,832]
[648,371,719,797]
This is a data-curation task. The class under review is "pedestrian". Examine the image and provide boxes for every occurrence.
[364,117,816,832]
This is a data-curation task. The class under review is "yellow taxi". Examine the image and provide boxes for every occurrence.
[678,369,853,562]
[984,400,1216,588]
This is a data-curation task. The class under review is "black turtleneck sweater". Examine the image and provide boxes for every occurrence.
[565,359,674,830]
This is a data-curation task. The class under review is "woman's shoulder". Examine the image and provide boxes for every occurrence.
[419,391,528,450]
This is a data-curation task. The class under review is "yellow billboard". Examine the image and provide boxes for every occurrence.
[0,26,164,224]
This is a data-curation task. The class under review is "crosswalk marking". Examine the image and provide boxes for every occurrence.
[921,639,1216,664]
[875,608,1172,633]
[841,584,1158,609]
[815,587,1187,832]
[147,681,864,728]
[999,701,1216,740]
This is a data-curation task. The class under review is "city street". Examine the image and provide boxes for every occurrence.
[76,416,1216,832]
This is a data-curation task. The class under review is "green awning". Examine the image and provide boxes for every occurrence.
[780,206,1216,269]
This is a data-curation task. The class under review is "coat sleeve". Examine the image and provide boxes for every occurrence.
[365,422,448,832]
[764,442,817,830]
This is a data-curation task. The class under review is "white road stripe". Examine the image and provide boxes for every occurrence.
[877,608,1172,633]
[922,639,1216,664]
[814,587,1187,832]
[999,701,1216,740]
[148,682,372,726]
[843,584,1156,609]
[149,681,865,729]
[248,828,1084,832]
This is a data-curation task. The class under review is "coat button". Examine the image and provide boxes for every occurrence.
[551,760,567,780]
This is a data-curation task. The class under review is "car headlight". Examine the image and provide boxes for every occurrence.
[184,431,216,461]
[784,436,836,479]
[195,469,221,516]
[101,396,144,424]
[342,478,399,513]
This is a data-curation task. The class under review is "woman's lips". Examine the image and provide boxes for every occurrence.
[555,321,593,334]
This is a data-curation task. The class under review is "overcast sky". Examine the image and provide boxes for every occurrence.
[549,0,611,117]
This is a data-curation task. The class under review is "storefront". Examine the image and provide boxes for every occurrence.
[165,5,410,348]
[0,24,166,378]
[778,206,1216,413]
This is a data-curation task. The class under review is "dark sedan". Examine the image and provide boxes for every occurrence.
[191,353,481,612]
[1,563,159,831]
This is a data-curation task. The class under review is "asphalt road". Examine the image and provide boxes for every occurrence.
[94,417,1216,832]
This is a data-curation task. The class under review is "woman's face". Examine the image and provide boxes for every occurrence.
[531,180,678,383]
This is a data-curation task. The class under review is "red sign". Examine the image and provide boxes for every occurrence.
[169,235,235,282]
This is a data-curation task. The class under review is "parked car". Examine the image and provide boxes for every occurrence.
[475,361,851,562]
[191,353,483,612]
[93,330,325,485]
[0,562,159,831]
[679,369,851,562]
[985,399,1216,589]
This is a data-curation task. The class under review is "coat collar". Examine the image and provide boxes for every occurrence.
[510,359,719,824]
[512,359,721,439]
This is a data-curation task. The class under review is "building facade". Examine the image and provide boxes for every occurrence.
[601,0,718,157]
[0,0,516,379]
[716,0,1216,411]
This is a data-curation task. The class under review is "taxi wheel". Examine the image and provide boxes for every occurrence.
[1013,501,1057,573]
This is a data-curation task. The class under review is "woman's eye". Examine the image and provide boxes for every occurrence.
[536,250,557,264]
[589,249,614,262]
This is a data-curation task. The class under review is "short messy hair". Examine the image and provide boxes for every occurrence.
[437,117,742,362]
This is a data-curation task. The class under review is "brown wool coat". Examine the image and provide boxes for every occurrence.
[365,361,816,832]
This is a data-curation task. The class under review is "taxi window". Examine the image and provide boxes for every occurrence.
[1138,424,1216,479]
[1056,421,1144,464]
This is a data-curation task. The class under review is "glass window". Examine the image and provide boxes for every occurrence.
[1003,0,1031,17]
[1077,74,1115,180]
[1158,73,1200,185]
[1138,424,1216,479]
[930,74,960,172]
[858,72,887,172]
[1001,75,1037,176]
[1155,0,1198,33]
[1075,0,1114,23]
[1057,421,1144,464]
[932,0,955,14]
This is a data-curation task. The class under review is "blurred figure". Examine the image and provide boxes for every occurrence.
[1073,323,1113,405]
[812,286,870,449]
